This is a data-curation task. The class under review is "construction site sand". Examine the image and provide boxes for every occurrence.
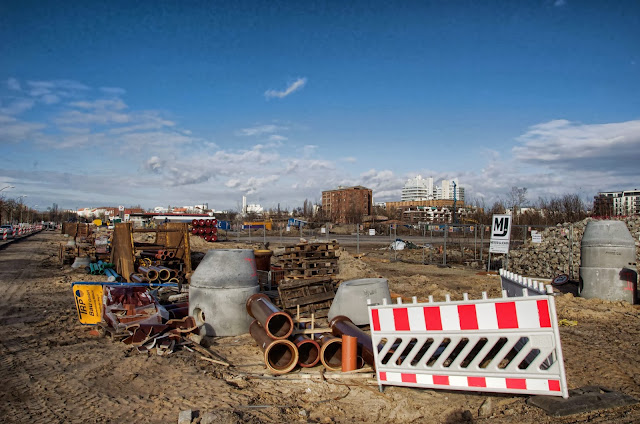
[0,232,639,423]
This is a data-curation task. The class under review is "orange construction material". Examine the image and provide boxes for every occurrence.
[341,335,358,372]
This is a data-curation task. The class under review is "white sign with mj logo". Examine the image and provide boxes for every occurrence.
[489,214,511,254]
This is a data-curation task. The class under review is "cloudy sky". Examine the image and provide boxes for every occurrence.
[1,1,639,212]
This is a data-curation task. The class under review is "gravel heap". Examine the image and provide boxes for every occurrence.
[507,216,640,280]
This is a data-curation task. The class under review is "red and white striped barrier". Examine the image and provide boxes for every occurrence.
[2,229,6,240]
[368,292,568,398]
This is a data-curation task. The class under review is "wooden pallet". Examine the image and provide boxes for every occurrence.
[281,250,337,260]
[281,259,338,270]
[283,241,339,253]
[278,277,335,318]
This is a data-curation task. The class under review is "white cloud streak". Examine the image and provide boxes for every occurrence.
[264,78,307,99]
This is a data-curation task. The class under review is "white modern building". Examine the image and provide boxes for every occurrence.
[401,175,434,201]
[437,179,465,204]
[596,189,640,215]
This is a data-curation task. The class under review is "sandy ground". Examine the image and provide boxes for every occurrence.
[1,232,639,423]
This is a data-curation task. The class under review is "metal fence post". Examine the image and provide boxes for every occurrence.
[443,224,448,266]
[422,223,426,265]
[474,226,477,260]
[569,224,573,280]
[394,224,397,262]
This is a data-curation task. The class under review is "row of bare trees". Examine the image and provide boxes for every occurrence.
[467,189,590,226]
[0,198,71,225]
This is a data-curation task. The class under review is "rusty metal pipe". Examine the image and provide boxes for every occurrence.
[246,293,293,339]
[330,315,376,368]
[129,273,149,284]
[137,266,158,281]
[149,266,171,281]
[292,335,320,368]
[249,320,298,374]
[318,334,342,371]
[342,335,358,372]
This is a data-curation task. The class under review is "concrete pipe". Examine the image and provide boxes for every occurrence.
[246,293,293,339]
[250,320,298,374]
[189,284,259,336]
[191,249,258,289]
[328,278,391,325]
[330,315,376,368]
[318,334,342,371]
[292,335,320,368]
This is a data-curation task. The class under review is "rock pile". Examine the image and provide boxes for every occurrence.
[508,216,640,280]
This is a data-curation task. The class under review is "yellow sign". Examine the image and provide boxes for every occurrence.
[72,283,103,325]
[93,219,103,226]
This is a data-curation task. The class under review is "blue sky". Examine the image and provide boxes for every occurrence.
[1,0,639,212]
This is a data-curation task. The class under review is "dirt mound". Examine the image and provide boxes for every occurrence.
[335,249,380,281]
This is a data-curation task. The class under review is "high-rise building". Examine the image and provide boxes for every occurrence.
[322,186,373,223]
[401,175,434,201]
[435,179,465,204]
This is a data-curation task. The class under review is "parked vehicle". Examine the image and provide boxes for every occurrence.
[0,225,14,238]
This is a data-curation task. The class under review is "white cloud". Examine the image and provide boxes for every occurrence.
[341,157,357,163]
[513,119,640,174]
[7,78,21,91]
[100,87,126,96]
[145,156,165,174]
[268,134,287,142]
[303,145,318,158]
[70,99,127,110]
[237,124,287,137]
[264,77,307,99]
[0,114,46,143]
[41,94,61,105]
[0,99,35,115]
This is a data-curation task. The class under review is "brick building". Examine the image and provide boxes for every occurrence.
[321,186,373,223]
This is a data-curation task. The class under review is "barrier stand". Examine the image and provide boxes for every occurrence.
[499,268,552,297]
[368,290,569,398]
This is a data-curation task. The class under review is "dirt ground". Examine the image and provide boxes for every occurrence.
[1,232,639,423]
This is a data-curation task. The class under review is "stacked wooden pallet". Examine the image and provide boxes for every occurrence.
[276,241,340,279]
[278,277,336,318]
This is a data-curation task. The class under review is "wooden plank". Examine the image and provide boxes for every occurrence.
[281,291,335,307]
[279,277,333,289]
[111,223,135,282]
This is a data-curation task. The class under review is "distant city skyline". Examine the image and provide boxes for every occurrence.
[1,1,639,211]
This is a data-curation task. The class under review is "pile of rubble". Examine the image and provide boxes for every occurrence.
[507,216,640,280]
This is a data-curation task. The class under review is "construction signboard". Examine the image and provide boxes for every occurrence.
[489,214,511,254]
